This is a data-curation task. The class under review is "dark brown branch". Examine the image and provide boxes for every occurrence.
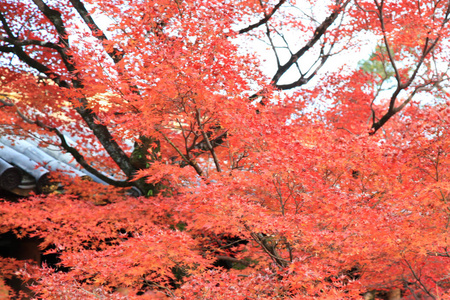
[0,11,15,38]
[0,42,70,88]
[0,97,132,187]
[0,45,14,52]
[376,1,401,87]
[369,0,450,134]
[178,130,227,168]
[0,97,14,108]
[371,37,441,133]
[0,36,61,50]
[73,105,137,179]
[0,34,72,73]
[270,26,302,73]
[193,131,227,151]
[250,232,289,269]
[31,0,75,74]
[403,258,436,299]
[156,129,204,177]
[265,24,281,67]
[0,33,142,191]
[239,0,286,34]
[69,0,124,63]
[31,0,67,45]
[48,126,133,187]
[1,4,140,179]
[6,51,136,180]
[195,109,222,173]
[0,11,71,87]
[271,0,349,89]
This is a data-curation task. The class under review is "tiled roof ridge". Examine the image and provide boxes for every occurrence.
[0,135,105,196]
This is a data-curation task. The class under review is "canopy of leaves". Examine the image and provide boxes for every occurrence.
[1,0,450,299]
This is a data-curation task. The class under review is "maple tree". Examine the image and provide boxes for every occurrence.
[0,0,450,299]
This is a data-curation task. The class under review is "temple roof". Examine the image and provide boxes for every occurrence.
[0,135,106,196]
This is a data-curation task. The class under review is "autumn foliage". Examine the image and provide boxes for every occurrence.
[1,0,450,298]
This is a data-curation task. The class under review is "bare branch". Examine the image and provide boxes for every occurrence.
[265,24,281,67]
[377,1,401,91]
[271,0,350,89]
[270,26,303,75]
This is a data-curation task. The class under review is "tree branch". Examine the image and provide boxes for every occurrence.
[369,1,447,134]
[239,0,286,34]
[156,129,204,177]
[0,6,141,188]
[271,0,350,89]
[48,126,133,187]
[31,0,75,73]
[250,232,289,269]
[195,109,222,173]
[0,36,62,50]
[0,11,71,88]
[0,97,133,187]
[69,0,124,63]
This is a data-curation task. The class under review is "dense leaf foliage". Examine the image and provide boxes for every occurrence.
[1,0,450,298]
